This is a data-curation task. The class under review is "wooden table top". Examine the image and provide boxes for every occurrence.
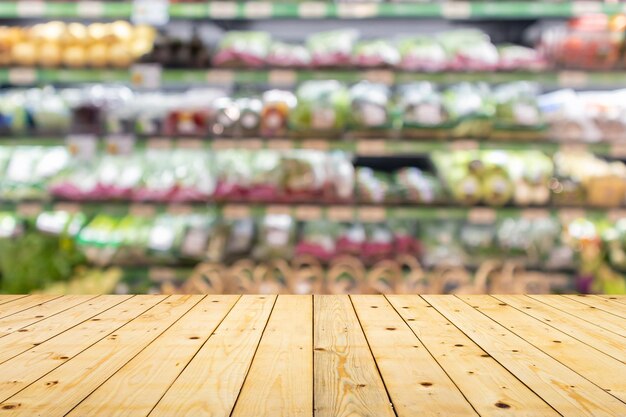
[0,294,624,417]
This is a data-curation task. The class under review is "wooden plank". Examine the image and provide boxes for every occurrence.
[150,295,276,417]
[563,294,626,319]
[596,295,626,304]
[459,295,626,403]
[0,295,202,417]
[425,295,626,417]
[0,295,97,338]
[530,295,626,337]
[0,295,164,402]
[314,295,394,417]
[231,295,313,417]
[66,295,239,417]
[0,295,132,365]
[0,295,61,319]
[0,295,28,306]
[387,295,559,417]
[351,295,478,417]
[495,295,626,362]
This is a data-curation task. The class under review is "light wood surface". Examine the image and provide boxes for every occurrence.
[0,294,623,417]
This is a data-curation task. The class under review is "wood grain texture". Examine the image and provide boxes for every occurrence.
[0,295,163,403]
[459,295,626,402]
[314,295,394,417]
[530,295,626,337]
[495,295,626,362]
[231,295,313,417]
[67,295,239,417]
[387,295,559,417]
[563,294,626,318]
[150,295,276,417]
[351,295,478,417]
[0,295,96,338]
[425,295,626,417]
[0,295,27,306]
[597,295,626,305]
[0,295,61,319]
[0,295,201,417]
[0,295,131,365]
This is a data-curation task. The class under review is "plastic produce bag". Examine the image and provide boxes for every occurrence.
[308,29,359,68]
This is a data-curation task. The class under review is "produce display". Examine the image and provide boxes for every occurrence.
[0,21,156,69]
[2,82,626,143]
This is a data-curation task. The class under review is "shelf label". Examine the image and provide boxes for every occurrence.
[468,208,497,224]
[244,2,272,17]
[131,64,162,89]
[558,143,588,153]
[177,138,204,149]
[8,68,36,85]
[149,267,176,282]
[558,71,588,87]
[132,0,169,25]
[301,139,329,151]
[17,203,43,218]
[610,143,626,158]
[105,134,135,155]
[441,2,471,19]
[299,2,327,18]
[337,3,377,18]
[206,70,235,85]
[223,205,251,219]
[53,203,82,214]
[356,140,386,155]
[449,140,479,151]
[267,205,291,215]
[67,135,98,160]
[77,1,104,17]
[130,204,157,217]
[147,138,173,149]
[521,209,550,219]
[267,139,292,150]
[268,70,297,87]
[609,209,626,222]
[363,70,394,85]
[295,205,322,221]
[327,206,355,222]
[558,209,585,224]
[209,2,238,18]
[17,1,45,17]
[358,207,386,223]
[167,204,194,215]
[239,139,263,150]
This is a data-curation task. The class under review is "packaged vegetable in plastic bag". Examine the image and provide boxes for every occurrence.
[253,214,296,260]
[212,31,271,68]
[498,44,547,71]
[491,82,546,141]
[348,81,394,137]
[394,167,444,204]
[266,41,311,68]
[296,220,337,262]
[352,39,400,68]
[397,36,447,72]
[355,167,395,203]
[443,83,494,138]
[307,29,359,68]
[282,150,327,202]
[439,29,499,72]
[260,89,296,138]
[397,82,450,139]
[290,80,350,137]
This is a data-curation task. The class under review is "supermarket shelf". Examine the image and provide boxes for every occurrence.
[1,68,624,88]
[0,1,624,20]
[3,200,623,223]
[0,136,620,158]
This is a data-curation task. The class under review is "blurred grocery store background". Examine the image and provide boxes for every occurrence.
[0,1,625,295]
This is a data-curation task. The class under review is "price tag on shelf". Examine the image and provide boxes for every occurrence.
[211,139,234,150]
[53,203,82,214]
[132,0,169,25]
[468,208,497,224]
[223,205,251,219]
[206,70,235,86]
[66,135,98,161]
[8,68,36,86]
[239,139,264,150]
[363,70,394,86]
[267,139,292,151]
[147,138,173,149]
[267,205,291,215]
[167,204,194,215]
[16,1,45,17]
[131,64,162,89]
[17,202,43,218]
[449,140,479,151]
[130,204,157,217]
[299,2,327,18]
[149,267,176,282]
[609,209,626,222]
[295,205,322,221]
[558,71,588,88]
[521,209,550,219]
[327,206,355,222]
[177,138,204,150]
[244,2,272,18]
[209,2,238,18]
[610,143,626,158]
[572,1,601,15]
[356,140,386,156]
[301,139,329,151]
[105,134,135,156]
[358,207,386,223]
[441,2,471,19]
[337,3,377,18]
[558,208,585,224]
[558,143,588,154]
[77,1,104,18]
[268,70,297,87]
